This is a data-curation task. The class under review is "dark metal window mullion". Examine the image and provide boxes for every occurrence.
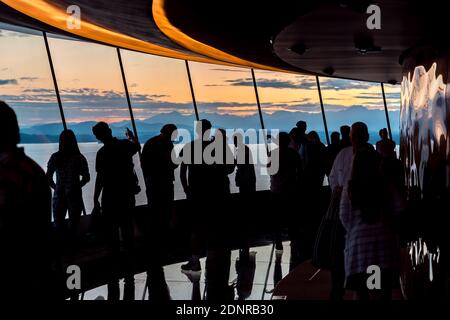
[43,31,67,130]
[315,76,330,145]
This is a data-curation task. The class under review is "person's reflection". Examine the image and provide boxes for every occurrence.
[147,266,171,301]
[235,251,256,300]
[182,267,201,301]
[205,249,234,301]
[273,251,283,287]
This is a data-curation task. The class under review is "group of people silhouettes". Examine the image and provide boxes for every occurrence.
[0,99,404,300]
[270,120,404,300]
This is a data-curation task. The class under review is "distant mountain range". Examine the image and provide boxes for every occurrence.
[20,107,400,144]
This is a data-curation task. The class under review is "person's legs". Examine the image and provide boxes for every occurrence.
[237,188,253,259]
[271,193,284,251]
[67,203,82,251]
[53,194,68,243]
[103,211,121,300]
[152,189,173,265]
[182,197,203,272]
[120,204,136,301]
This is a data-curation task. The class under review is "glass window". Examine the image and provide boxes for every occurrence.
[0,26,63,170]
[47,37,146,211]
[188,62,268,192]
[120,50,196,200]
[320,77,389,144]
[255,70,327,143]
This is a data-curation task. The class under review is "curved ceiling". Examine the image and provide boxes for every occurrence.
[273,1,423,83]
[0,0,227,64]
[1,0,447,82]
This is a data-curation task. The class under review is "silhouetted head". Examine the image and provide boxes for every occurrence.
[0,101,20,150]
[350,122,369,148]
[340,125,350,139]
[307,131,321,144]
[195,119,212,139]
[59,129,80,155]
[330,131,340,145]
[296,121,307,134]
[233,132,244,147]
[161,123,177,139]
[379,128,388,140]
[289,127,299,138]
[277,132,291,149]
[92,121,113,143]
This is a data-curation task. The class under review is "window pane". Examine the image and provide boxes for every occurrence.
[188,62,268,192]
[0,26,62,170]
[254,70,326,142]
[320,77,389,144]
[120,50,196,200]
[47,37,146,211]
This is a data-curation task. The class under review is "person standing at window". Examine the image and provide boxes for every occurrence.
[234,132,256,194]
[47,129,90,247]
[92,121,140,300]
[269,132,302,254]
[376,128,396,158]
[141,124,178,269]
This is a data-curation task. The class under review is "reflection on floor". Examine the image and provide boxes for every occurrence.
[81,241,292,300]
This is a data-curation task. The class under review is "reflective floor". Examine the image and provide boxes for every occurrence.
[80,241,292,300]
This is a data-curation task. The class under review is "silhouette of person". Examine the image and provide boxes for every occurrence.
[233,133,256,194]
[298,131,327,261]
[347,145,400,300]
[296,120,308,163]
[328,122,374,300]
[233,132,256,259]
[331,122,400,300]
[288,127,300,152]
[142,124,178,268]
[235,251,256,300]
[340,125,351,149]
[204,249,234,301]
[47,129,90,247]
[212,128,235,197]
[179,119,214,273]
[296,120,308,144]
[303,131,326,190]
[325,131,341,176]
[376,128,396,158]
[269,132,302,252]
[92,121,140,300]
[0,101,53,299]
[146,265,171,301]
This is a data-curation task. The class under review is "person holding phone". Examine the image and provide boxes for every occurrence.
[92,121,141,300]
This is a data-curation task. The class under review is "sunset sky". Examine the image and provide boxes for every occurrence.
[0,26,400,137]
